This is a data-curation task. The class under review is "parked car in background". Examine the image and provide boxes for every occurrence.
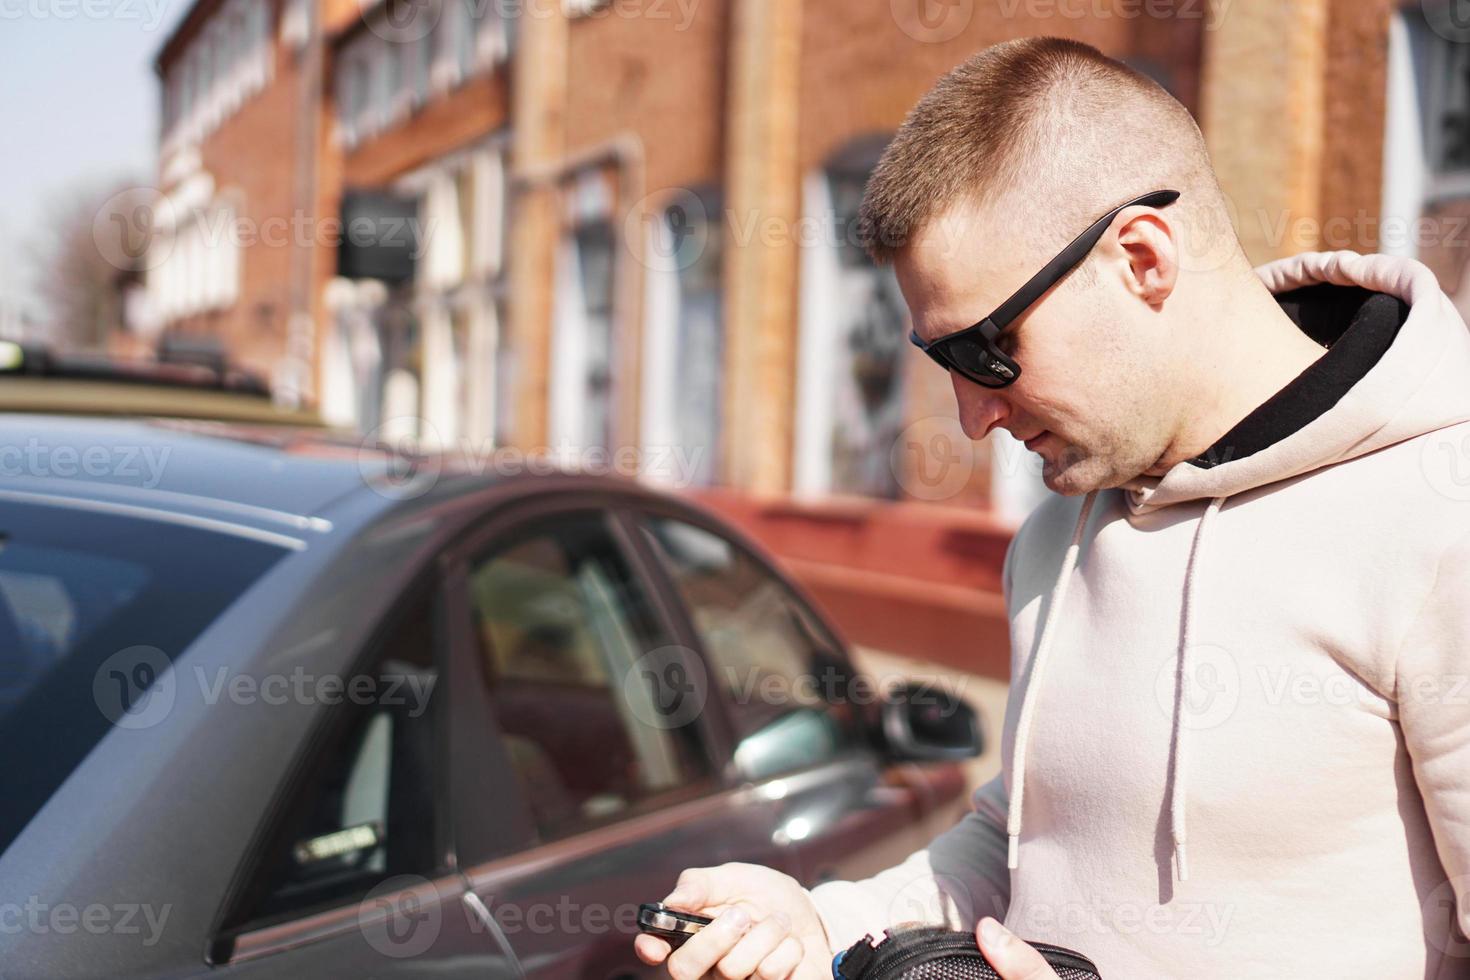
[0,409,982,979]
[0,340,323,427]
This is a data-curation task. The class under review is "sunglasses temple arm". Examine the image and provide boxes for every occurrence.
[989,189,1180,326]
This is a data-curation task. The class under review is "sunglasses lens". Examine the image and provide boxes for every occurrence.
[941,337,1014,387]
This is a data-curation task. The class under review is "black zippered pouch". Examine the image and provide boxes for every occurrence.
[831,925,1101,980]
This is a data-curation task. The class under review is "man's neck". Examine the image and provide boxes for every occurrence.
[1144,279,1327,477]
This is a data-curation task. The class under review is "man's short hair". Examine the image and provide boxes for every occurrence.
[858,36,1232,267]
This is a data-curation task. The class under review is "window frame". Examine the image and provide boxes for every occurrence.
[441,494,730,868]
[208,575,455,963]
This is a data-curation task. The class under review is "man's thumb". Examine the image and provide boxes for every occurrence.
[662,866,718,912]
[976,917,1056,980]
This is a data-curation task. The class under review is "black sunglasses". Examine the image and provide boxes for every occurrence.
[909,189,1180,389]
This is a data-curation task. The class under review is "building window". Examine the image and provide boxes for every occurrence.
[161,0,274,148]
[409,27,432,106]
[147,194,243,325]
[1383,7,1470,277]
[575,221,616,450]
[455,0,476,77]
[350,143,509,443]
[332,0,508,148]
[641,187,723,488]
[794,137,907,499]
[550,169,619,455]
[493,293,515,446]
[1421,23,1470,174]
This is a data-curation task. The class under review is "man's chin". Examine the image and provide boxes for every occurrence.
[1040,452,1109,496]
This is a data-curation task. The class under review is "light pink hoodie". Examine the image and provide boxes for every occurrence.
[809,251,1470,978]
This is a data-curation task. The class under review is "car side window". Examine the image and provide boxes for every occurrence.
[232,590,442,926]
[467,512,711,842]
[640,516,862,781]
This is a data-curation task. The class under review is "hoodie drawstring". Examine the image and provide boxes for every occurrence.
[1005,491,1228,885]
[1168,494,1225,882]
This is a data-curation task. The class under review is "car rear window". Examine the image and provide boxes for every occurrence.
[0,500,289,857]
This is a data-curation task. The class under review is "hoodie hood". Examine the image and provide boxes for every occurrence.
[1123,250,1470,516]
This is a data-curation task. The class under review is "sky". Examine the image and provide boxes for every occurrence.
[0,1,191,317]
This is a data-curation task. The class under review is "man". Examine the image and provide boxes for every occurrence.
[635,35,1470,979]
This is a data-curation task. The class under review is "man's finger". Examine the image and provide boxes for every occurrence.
[976,917,1060,980]
[632,933,671,965]
[664,903,760,980]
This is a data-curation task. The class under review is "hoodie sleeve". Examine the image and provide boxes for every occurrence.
[806,775,1014,952]
[805,536,1026,953]
[1395,526,1470,948]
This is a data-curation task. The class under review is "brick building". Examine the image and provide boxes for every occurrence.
[149,0,326,396]
[142,0,1458,674]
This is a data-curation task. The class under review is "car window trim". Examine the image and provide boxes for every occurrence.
[207,575,456,964]
[609,505,740,768]
[458,780,774,896]
[222,870,470,965]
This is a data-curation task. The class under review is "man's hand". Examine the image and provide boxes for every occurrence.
[976,917,1062,980]
[632,862,834,979]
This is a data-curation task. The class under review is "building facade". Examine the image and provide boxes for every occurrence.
[143,0,1455,674]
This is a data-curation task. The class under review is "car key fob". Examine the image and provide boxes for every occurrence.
[638,901,714,949]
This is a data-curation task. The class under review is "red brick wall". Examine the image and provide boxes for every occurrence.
[159,0,331,385]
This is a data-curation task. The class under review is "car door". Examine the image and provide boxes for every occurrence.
[444,498,801,980]
[210,581,521,978]
[629,505,967,888]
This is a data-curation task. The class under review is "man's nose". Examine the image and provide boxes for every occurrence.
[951,371,1010,440]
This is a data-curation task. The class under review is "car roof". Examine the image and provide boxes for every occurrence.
[0,414,673,541]
[0,414,414,531]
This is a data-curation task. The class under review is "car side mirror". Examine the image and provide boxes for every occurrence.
[879,680,984,761]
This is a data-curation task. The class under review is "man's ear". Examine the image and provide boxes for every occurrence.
[1113,208,1179,308]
